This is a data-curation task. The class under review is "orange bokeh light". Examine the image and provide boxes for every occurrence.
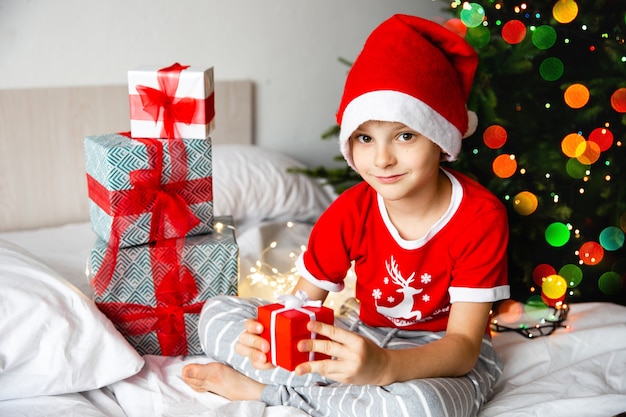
[492,154,517,178]
[561,133,585,157]
[611,88,626,113]
[564,83,590,109]
[513,191,539,216]
[553,0,579,24]
[576,140,601,164]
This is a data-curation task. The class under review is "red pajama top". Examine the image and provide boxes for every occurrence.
[296,168,510,332]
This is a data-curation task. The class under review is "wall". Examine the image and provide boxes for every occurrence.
[0,0,447,167]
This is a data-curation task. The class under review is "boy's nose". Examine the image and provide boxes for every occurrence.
[374,145,395,168]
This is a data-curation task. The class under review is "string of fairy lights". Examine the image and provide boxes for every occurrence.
[490,300,570,338]
[245,221,304,296]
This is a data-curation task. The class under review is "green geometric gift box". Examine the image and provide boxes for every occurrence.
[84,132,214,248]
[88,217,238,356]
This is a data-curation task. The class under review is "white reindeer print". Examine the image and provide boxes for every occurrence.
[374,256,423,326]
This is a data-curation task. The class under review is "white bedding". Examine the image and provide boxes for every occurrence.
[0,146,625,417]
[2,220,625,417]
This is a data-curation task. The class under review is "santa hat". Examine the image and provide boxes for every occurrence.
[336,14,479,170]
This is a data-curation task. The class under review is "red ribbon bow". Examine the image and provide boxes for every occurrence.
[88,134,210,295]
[96,241,204,355]
[135,63,197,139]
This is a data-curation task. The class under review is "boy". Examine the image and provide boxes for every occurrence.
[183,14,509,417]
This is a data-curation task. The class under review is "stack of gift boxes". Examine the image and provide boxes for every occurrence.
[84,63,238,356]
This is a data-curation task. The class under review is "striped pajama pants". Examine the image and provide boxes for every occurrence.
[198,296,503,417]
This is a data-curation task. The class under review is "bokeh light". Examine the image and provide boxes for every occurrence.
[465,25,491,48]
[502,20,527,44]
[578,241,604,265]
[460,2,486,28]
[513,191,538,215]
[496,299,524,324]
[576,140,601,164]
[483,124,508,149]
[588,127,614,152]
[565,158,589,179]
[492,154,517,178]
[561,133,585,157]
[559,264,583,287]
[564,83,590,109]
[599,226,625,251]
[532,25,557,49]
[610,88,626,113]
[444,18,468,37]
[542,292,566,307]
[545,222,570,247]
[533,263,556,287]
[542,275,568,299]
[598,271,623,295]
[553,0,579,24]
[539,57,565,81]
[525,295,549,320]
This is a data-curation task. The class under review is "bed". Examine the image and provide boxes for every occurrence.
[0,83,624,417]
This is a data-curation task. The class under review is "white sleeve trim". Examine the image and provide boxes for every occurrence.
[449,285,510,303]
[295,253,345,293]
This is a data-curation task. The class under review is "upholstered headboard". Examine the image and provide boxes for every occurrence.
[0,80,254,232]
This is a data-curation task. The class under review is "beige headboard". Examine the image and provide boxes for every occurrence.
[0,80,254,232]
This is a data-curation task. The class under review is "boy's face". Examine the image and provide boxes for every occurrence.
[350,120,443,202]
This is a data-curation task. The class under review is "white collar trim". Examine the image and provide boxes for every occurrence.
[377,169,462,250]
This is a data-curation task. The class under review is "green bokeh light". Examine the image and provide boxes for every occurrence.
[598,272,623,295]
[460,3,486,28]
[532,25,557,49]
[545,222,570,247]
[525,295,549,319]
[565,158,589,179]
[559,264,583,287]
[466,25,491,48]
[539,57,564,81]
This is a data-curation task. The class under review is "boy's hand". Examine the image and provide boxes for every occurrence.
[236,318,275,370]
[295,320,391,386]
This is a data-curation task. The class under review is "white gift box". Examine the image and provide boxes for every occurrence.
[128,63,215,139]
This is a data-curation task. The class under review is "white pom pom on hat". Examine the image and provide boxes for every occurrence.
[336,14,479,170]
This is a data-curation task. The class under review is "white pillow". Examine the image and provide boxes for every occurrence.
[0,239,144,400]
[212,144,335,231]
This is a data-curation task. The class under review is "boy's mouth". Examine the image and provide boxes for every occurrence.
[374,173,404,184]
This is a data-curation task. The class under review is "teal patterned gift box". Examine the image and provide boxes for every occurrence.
[89,217,238,356]
[84,132,213,248]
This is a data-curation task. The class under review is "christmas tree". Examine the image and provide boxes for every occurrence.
[442,0,626,306]
[296,0,626,306]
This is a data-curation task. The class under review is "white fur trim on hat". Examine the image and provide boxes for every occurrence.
[464,110,478,138]
[339,90,463,171]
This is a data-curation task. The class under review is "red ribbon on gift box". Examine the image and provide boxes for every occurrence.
[88,134,210,295]
[129,62,215,139]
[96,239,204,356]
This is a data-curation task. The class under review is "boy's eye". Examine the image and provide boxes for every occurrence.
[398,132,414,142]
[355,134,372,143]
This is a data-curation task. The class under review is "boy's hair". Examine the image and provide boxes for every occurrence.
[336,14,478,170]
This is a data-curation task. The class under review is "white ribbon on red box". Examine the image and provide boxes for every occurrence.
[270,290,322,367]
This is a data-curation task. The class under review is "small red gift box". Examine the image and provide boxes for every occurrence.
[258,292,334,371]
